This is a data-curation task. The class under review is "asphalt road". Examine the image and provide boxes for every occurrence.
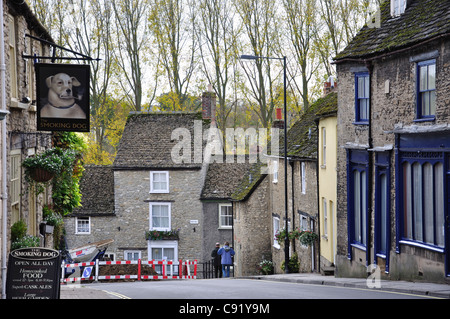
[86,278,437,300]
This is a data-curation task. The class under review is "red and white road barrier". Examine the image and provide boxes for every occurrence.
[61,259,197,283]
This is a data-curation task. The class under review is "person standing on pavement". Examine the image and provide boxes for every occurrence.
[217,241,235,278]
[211,242,222,278]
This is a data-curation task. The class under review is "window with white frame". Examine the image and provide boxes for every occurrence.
[300,215,308,231]
[321,127,327,166]
[76,217,91,234]
[391,0,406,17]
[323,198,328,237]
[149,202,171,231]
[272,159,278,183]
[148,241,179,274]
[219,203,232,229]
[273,216,281,248]
[8,14,18,100]
[301,162,306,194]
[124,250,141,261]
[10,151,21,224]
[150,171,169,193]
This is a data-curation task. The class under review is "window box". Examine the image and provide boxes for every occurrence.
[145,229,180,241]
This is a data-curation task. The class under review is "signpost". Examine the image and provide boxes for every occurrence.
[6,247,61,299]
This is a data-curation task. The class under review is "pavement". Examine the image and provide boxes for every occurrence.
[60,273,450,299]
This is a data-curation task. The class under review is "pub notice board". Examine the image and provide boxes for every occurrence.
[6,247,61,299]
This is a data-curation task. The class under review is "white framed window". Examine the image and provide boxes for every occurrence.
[272,160,278,183]
[148,240,179,274]
[10,150,21,224]
[323,198,328,237]
[150,171,169,193]
[124,250,141,261]
[391,0,406,17]
[76,217,91,234]
[8,14,18,100]
[301,162,306,194]
[321,127,327,166]
[273,216,281,249]
[149,202,171,231]
[300,215,308,231]
[219,203,232,229]
[104,253,116,261]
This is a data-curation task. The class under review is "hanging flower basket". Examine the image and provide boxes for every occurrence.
[29,167,54,183]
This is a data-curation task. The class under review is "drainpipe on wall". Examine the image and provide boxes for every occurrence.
[366,61,374,270]
[1,0,10,300]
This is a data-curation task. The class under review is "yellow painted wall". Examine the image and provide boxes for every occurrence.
[318,115,337,265]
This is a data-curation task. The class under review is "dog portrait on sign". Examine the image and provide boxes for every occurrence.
[36,63,90,132]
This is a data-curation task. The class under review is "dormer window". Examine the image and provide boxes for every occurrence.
[391,0,406,17]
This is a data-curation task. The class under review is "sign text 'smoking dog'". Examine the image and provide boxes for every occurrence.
[6,248,61,299]
[36,63,90,132]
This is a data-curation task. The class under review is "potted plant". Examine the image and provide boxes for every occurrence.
[258,259,274,275]
[281,252,299,273]
[11,220,40,250]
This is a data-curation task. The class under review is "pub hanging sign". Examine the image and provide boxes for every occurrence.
[36,63,90,132]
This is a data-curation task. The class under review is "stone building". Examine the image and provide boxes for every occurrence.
[316,91,338,274]
[200,161,251,263]
[1,0,53,297]
[65,113,250,271]
[333,0,450,283]
[231,161,271,277]
[232,93,336,276]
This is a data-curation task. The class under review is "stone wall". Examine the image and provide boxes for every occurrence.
[269,159,318,274]
[233,177,271,277]
[336,39,450,282]
[201,201,232,263]
[112,169,204,261]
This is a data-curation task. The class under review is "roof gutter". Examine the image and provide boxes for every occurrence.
[333,32,450,65]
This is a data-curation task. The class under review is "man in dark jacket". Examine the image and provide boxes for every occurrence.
[217,241,235,278]
[211,242,222,278]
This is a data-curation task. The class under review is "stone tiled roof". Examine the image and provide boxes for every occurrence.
[201,161,253,200]
[231,92,337,201]
[230,161,266,202]
[335,0,450,61]
[113,112,210,170]
[71,165,115,216]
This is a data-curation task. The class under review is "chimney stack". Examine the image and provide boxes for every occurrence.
[202,84,216,122]
[272,107,284,129]
[323,76,337,96]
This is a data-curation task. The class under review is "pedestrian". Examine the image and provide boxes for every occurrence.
[211,242,222,278]
[217,241,235,278]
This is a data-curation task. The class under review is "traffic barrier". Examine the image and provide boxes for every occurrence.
[61,259,197,283]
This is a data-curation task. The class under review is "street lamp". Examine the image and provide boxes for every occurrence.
[240,54,289,274]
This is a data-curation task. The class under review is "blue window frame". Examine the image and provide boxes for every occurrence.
[354,73,370,124]
[347,150,369,261]
[416,59,436,121]
[395,132,447,253]
[374,152,391,271]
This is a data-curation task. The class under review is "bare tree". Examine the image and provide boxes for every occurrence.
[111,0,151,112]
[149,0,197,111]
[195,0,242,133]
[234,0,281,128]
